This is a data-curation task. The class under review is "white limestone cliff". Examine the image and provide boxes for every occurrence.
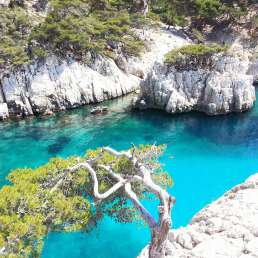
[0,103,9,121]
[0,26,188,120]
[0,0,9,7]
[138,173,258,258]
[135,43,256,115]
[1,22,257,120]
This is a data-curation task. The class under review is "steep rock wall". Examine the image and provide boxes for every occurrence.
[135,44,256,115]
[0,26,188,120]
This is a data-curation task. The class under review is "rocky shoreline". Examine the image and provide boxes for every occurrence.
[0,26,188,121]
[1,22,258,121]
[138,173,258,258]
[134,43,257,115]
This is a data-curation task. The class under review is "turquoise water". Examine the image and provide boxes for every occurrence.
[1,94,258,257]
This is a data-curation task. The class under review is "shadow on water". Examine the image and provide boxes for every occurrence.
[47,135,72,155]
[183,111,258,146]
[131,105,258,147]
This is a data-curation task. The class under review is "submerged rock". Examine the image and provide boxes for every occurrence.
[136,44,256,115]
[138,173,258,258]
[90,106,108,115]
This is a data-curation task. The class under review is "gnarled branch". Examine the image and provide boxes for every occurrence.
[51,146,174,258]
[103,146,175,258]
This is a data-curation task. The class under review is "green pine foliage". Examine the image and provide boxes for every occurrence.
[0,145,172,257]
[164,43,229,66]
[0,157,91,257]
[0,0,256,70]
[0,7,32,69]
[30,0,145,60]
[0,0,148,70]
[151,0,255,27]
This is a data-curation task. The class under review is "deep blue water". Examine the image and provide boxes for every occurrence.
[1,94,258,258]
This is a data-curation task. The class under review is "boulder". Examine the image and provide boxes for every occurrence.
[0,103,9,120]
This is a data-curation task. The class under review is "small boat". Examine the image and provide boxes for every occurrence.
[90,106,108,115]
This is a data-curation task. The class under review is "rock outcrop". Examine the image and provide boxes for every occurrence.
[138,173,258,258]
[135,44,256,115]
[0,103,9,121]
[0,0,10,7]
[248,58,258,84]
[0,26,188,120]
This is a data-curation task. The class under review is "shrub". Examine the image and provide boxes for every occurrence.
[0,7,32,69]
[29,0,145,62]
[164,43,229,66]
[0,1,147,70]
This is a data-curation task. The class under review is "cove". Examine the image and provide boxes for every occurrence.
[1,93,258,258]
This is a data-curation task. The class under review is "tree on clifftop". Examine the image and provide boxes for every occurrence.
[150,0,255,27]
[0,145,174,258]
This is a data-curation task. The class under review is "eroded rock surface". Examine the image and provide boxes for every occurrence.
[0,26,187,120]
[0,103,9,120]
[136,44,256,115]
[138,174,258,258]
[0,0,10,7]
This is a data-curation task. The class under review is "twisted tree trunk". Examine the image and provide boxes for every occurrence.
[61,146,175,258]
[142,0,149,16]
[101,147,175,258]
[149,194,174,258]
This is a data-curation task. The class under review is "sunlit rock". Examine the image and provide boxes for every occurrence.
[136,44,256,115]
[0,103,9,120]
[0,26,188,119]
[138,174,258,258]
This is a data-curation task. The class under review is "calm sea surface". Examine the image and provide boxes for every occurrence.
[1,93,258,258]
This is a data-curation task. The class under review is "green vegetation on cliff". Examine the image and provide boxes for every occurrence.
[0,0,257,70]
[165,43,228,67]
[151,0,257,27]
[0,0,149,70]
[0,7,32,68]
[30,0,146,61]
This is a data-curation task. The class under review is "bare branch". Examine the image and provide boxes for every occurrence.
[102,146,175,257]
[103,147,131,159]
[51,162,126,200]
[51,146,175,258]
[125,183,157,228]
[97,164,124,182]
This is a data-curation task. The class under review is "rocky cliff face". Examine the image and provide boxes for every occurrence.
[0,0,10,7]
[0,26,188,120]
[135,44,256,115]
[248,58,258,84]
[138,173,258,258]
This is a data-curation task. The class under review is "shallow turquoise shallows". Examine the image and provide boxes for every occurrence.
[1,93,258,258]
